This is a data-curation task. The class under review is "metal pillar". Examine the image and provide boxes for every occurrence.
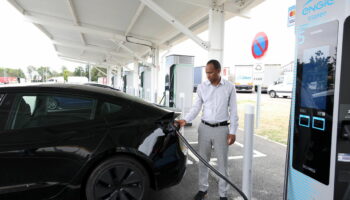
[114,67,121,90]
[133,61,139,96]
[106,66,112,86]
[151,48,160,103]
[180,92,185,134]
[243,104,255,200]
[88,64,91,82]
[256,85,262,128]
[208,2,225,64]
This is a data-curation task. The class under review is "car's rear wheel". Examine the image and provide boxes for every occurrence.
[269,90,277,98]
[86,156,149,200]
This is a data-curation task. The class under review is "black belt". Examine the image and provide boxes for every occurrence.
[201,120,229,127]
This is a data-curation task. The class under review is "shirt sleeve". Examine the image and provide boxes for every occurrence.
[184,84,203,122]
[229,85,239,135]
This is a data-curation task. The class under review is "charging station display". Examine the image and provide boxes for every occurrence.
[293,20,338,185]
[300,45,330,110]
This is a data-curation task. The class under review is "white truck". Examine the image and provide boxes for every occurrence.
[234,65,254,92]
[253,64,283,93]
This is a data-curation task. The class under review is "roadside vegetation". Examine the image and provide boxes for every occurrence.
[237,95,291,144]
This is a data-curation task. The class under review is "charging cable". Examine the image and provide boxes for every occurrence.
[173,126,249,200]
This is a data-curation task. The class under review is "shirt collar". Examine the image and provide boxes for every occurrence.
[219,78,225,85]
[204,77,225,86]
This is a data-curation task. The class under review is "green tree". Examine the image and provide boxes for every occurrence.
[27,66,35,80]
[51,70,60,77]
[90,66,106,82]
[0,68,25,78]
[36,66,52,82]
[73,66,86,77]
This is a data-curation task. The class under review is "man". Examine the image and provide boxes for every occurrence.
[177,59,238,200]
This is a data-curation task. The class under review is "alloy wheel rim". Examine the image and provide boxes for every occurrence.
[94,165,144,200]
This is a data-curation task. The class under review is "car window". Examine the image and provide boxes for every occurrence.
[11,94,97,130]
[0,94,13,131]
[0,94,4,103]
[97,101,123,117]
[22,96,37,115]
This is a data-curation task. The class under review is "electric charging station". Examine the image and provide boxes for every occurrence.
[165,55,194,113]
[122,71,135,95]
[122,74,127,93]
[285,0,350,199]
[140,66,152,101]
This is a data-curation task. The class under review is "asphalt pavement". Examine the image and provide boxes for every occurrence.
[150,113,287,200]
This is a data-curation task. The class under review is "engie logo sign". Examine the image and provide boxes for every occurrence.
[302,0,334,15]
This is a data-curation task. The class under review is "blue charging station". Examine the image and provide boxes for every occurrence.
[284,0,350,199]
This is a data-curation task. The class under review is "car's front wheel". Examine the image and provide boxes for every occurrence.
[269,90,277,98]
[86,156,149,200]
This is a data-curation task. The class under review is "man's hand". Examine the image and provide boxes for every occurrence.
[176,120,187,127]
[227,134,236,145]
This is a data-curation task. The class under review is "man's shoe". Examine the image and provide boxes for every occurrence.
[194,191,207,200]
[219,197,228,200]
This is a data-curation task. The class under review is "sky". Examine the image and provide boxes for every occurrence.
[0,0,82,72]
[0,0,296,73]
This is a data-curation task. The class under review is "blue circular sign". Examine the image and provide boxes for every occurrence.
[252,32,269,59]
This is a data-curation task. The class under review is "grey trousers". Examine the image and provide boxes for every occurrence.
[198,122,230,197]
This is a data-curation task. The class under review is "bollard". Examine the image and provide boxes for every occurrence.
[180,93,185,134]
[140,89,144,99]
[165,91,170,107]
[243,104,255,200]
[146,89,150,102]
[256,85,261,129]
[154,92,157,104]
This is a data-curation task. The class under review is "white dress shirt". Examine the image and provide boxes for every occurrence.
[184,78,239,135]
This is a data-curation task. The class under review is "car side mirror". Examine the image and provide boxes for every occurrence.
[274,81,278,85]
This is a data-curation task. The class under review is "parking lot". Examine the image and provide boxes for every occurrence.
[151,92,289,199]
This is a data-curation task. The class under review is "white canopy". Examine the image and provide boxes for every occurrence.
[8,0,264,67]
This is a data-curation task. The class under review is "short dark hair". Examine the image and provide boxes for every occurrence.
[207,59,221,70]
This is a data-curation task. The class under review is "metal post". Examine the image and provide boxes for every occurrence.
[88,64,91,82]
[243,104,255,200]
[256,85,261,128]
[154,92,157,104]
[146,88,151,102]
[165,91,170,107]
[107,66,112,86]
[180,93,185,134]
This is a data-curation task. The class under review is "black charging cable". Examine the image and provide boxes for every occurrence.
[173,125,249,200]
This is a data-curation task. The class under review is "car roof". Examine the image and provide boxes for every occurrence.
[0,83,123,98]
[0,83,161,107]
[0,83,175,120]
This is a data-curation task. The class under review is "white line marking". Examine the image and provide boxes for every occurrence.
[187,159,194,165]
[238,128,287,147]
[186,141,266,164]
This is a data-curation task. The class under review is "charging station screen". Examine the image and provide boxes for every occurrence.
[293,20,338,185]
[300,46,330,110]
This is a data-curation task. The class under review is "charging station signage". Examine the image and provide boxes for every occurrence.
[251,32,268,59]
[253,63,264,85]
[288,5,296,27]
[296,0,342,25]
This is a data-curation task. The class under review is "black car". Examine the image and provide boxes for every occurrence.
[83,83,121,91]
[0,84,187,200]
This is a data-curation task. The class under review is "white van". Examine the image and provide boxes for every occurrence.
[267,72,293,98]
